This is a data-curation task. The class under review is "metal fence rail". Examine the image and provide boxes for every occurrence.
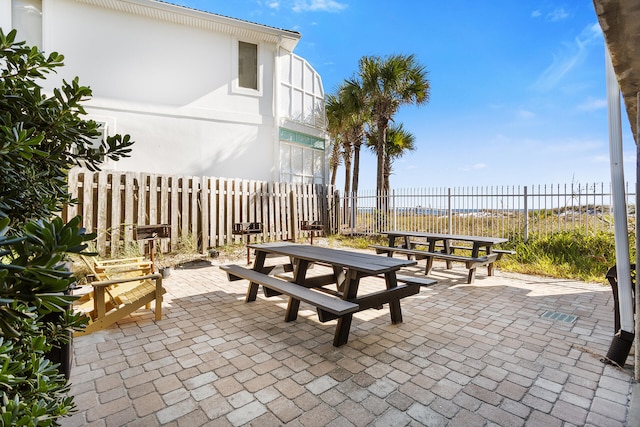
[339,183,635,240]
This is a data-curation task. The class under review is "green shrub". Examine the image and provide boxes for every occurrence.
[0,28,134,425]
[0,216,93,426]
[498,229,627,283]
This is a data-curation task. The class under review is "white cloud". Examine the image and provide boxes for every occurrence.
[531,10,542,18]
[292,0,347,13]
[268,2,280,9]
[459,163,489,172]
[547,8,569,22]
[532,23,603,91]
[517,109,536,119]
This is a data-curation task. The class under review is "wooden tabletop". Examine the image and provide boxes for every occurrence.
[382,230,508,245]
[248,242,417,274]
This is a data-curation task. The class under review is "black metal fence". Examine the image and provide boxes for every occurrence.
[338,183,635,240]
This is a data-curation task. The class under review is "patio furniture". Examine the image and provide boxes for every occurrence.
[371,231,509,283]
[221,242,436,346]
[73,256,164,335]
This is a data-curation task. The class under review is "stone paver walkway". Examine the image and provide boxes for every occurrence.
[63,255,634,426]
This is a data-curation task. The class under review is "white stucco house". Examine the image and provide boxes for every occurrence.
[1,0,328,184]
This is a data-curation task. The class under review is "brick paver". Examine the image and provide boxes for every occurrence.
[62,253,635,426]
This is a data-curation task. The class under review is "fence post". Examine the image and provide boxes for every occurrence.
[524,185,529,243]
[447,188,452,233]
[350,192,356,236]
[392,189,397,231]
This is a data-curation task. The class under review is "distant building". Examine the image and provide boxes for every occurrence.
[1,0,328,184]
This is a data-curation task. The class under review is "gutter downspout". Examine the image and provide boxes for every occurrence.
[604,45,635,366]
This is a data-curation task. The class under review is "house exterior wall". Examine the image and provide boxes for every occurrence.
[1,0,327,184]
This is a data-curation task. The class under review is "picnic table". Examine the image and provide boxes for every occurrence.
[221,242,436,346]
[370,231,511,284]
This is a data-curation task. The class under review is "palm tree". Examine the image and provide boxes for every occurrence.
[326,93,344,187]
[383,124,416,193]
[357,54,430,197]
[326,92,352,195]
[327,83,369,226]
[339,79,369,198]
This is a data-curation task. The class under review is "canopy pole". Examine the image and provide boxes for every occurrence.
[633,91,640,381]
[606,45,634,336]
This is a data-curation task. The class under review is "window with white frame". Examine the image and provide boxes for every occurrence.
[238,41,258,90]
[279,142,324,185]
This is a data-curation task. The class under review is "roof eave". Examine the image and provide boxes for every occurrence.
[72,0,301,51]
[594,0,640,143]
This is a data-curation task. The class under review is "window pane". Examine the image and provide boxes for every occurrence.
[12,0,42,49]
[238,41,257,90]
[292,147,303,175]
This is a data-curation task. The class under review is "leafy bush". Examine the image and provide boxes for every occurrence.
[0,28,134,425]
[0,28,133,226]
[0,216,93,425]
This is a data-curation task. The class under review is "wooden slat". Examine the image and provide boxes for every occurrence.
[267,181,276,241]
[97,172,108,256]
[67,168,79,219]
[224,178,233,244]
[137,174,147,226]
[159,175,170,253]
[191,176,199,249]
[170,175,179,248]
[200,176,209,254]
[149,174,158,225]
[82,171,94,233]
[180,176,189,241]
[124,172,136,244]
[216,178,224,246]
[111,172,122,257]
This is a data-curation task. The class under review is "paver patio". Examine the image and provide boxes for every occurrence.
[63,250,635,426]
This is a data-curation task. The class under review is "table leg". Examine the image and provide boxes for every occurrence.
[467,243,482,284]
[443,239,453,269]
[404,236,414,260]
[246,250,267,302]
[386,235,396,257]
[425,239,437,275]
[333,269,360,346]
[245,235,251,265]
[284,259,309,322]
[385,272,403,324]
[484,244,495,276]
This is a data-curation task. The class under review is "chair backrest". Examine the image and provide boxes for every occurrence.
[81,255,153,282]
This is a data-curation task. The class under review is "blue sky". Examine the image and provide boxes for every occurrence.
[180,0,635,190]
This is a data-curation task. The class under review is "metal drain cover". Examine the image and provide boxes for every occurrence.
[541,311,577,323]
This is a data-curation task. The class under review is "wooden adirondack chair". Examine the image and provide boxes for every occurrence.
[73,256,165,335]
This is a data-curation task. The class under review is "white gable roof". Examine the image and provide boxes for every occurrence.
[72,0,302,51]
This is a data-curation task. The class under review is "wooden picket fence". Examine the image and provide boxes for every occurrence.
[63,169,338,257]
